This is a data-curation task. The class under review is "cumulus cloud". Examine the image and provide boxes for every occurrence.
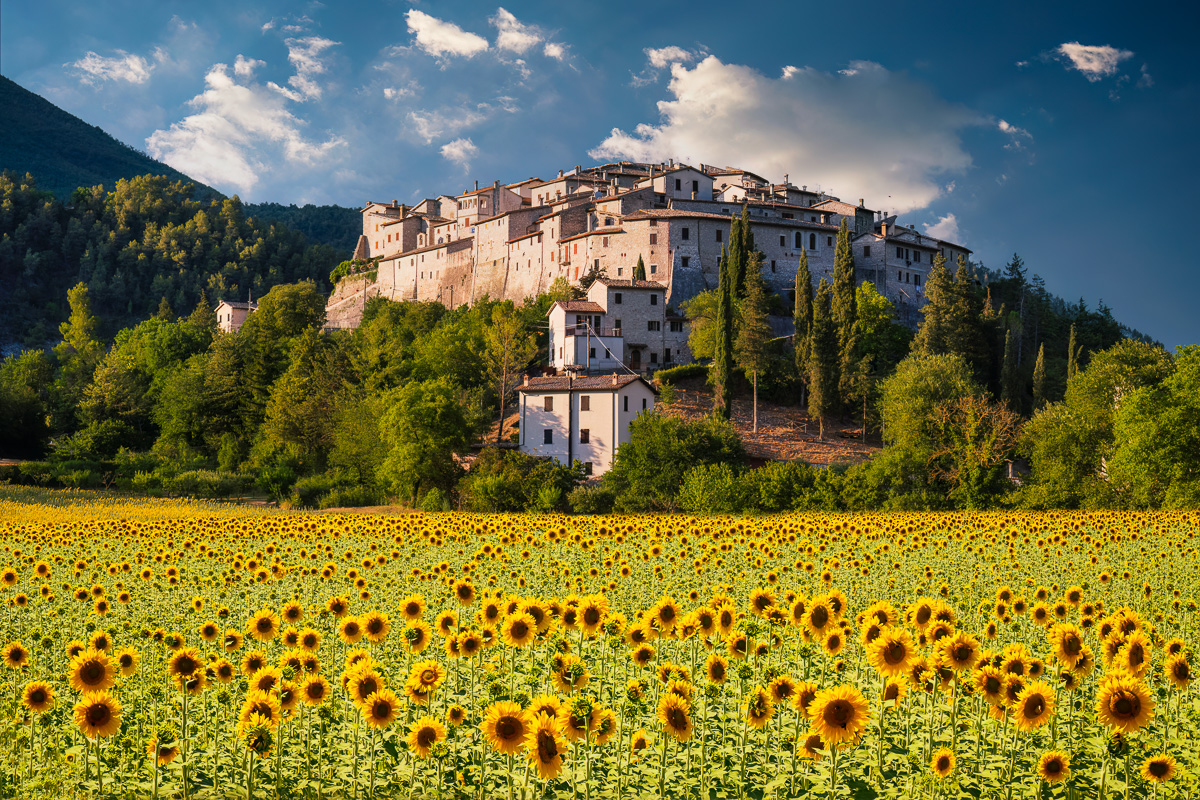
[543,42,566,61]
[68,50,158,85]
[406,9,488,59]
[925,213,960,242]
[275,37,338,101]
[146,63,345,195]
[1056,42,1134,82]
[234,55,265,78]
[634,45,702,86]
[491,8,540,54]
[593,57,985,212]
[440,137,479,170]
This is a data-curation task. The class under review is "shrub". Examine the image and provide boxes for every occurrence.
[17,462,54,486]
[655,363,707,383]
[677,463,745,514]
[568,485,615,514]
[319,485,386,509]
[419,487,447,512]
[292,473,340,508]
[533,485,564,513]
[740,460,816,512]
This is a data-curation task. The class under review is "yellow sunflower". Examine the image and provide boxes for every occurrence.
[808,685,870,747]
[1013,680,1054,732]
[408,715,446,758]
[22,682,54,713]
[363,689,401,729]
[68,649,115,694]
[930,748,955,778]
[867,628,917,678]
[1141,754,1176,784]
[1038,751,1070,784]
[74,691,122,739]
[1096,674,1154,733]
[482,701,530,755]
[527,713,568,779]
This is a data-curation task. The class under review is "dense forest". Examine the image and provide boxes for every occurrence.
[0,172,348,344]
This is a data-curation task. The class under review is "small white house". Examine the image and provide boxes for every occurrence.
[215,300,257,333]
[517,373,657,476]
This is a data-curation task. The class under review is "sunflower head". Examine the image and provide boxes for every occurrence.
[1141,754,1176,784]
[931,748,955,778]
[482,701,530,755]
[74,690,122,739]
[1038,751,1070,784]
[808,685,870,747]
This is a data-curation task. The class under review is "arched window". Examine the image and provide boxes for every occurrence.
[809,233,816,250]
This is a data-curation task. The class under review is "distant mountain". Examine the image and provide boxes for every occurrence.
[0,75,218,200]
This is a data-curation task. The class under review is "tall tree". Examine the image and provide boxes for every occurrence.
[944,256,987,375]
[807,279,838,441]
[1004,253,1028,365]
[633,255,647,281]
[1066,323,1081,381]
[713,244,735,420]
[793,249,814,403]
[725,210,745,299]
[485,303,537,443]
[1032,343,1047,410]
[735,264,773,433]
[912,253,951,355]
[53,282,104,432]
[831,218,857,354]
[1000,326,1018,409]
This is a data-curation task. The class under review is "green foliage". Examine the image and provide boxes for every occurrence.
[713,245,735,419]
[603,412,745,511]
[378,378,477,504]
[0,349,53,457]
[1109,346,1200,508]
[633,255,646,281]
[807,279,838,439]
[459,448,580,512]
[0,171,340,345]
[1023,339,1175,508]
[567,484,616,514]
[244,202,360,253]
[831,218,857,387]
[418,487,448,512]
[654,363,708,382]
[878,351,980,470]
[677,462,746,514]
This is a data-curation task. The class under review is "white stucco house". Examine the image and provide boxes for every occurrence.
[516,373,657,476]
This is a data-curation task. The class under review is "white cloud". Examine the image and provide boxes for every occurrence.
[68,50,156,85]
[491,8,541,54]
[234,55,265,78]
[146,63,345,195]
[281,36,339,100]
[406,9,488,59]
[1056,42,1134,82]
[592,56,985,213]
[997,119,1033,150]
[543,42,566,61]
[925,213,960,242]
[646,46,698,69]
[408,106,492,144]
[440,137,479,170]
[383,84,417,100]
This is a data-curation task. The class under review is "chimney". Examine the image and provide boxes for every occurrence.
[575,165,581,175]
[393,200,398,207]
[859,198,864,208]
[494,179,500,189]
[523,374,529,386]
[802,185,807,192]
[612,374,618,386]
[474,180,479,191]
[558,169,564,178]
[881,223,888,238]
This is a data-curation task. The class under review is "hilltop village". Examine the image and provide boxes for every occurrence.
[324,161,972,342]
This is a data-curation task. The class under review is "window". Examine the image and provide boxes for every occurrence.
[863,246,871,258]
[779,235,786,246]
[617,268,624,276]
[913,251,921,263]
[650,352,658,364]
[915,274,921,287]
[898,271,903,281]
[648,321,661,331]
[602,237,609,247]
[827,236,833,247]
[580,429,590,444]
[580,396,590,411]
[665,348,672,361]
[897,247,904,258]
[681,227,690,240]
[692,180,699,194]
[623,396,628,412]
[649,219,657,226]
[650,264,657,274]
[905,273,910,284]
[795,232,802,248]
[810,233,816,250]
[650,294,658,305]
[544,396,554,412]
[614,293,622,304]
[589,347,596,358]
[681,256,690,269]
[669,320,684,332]
[606,217,613,226]
[543,429,553,444]
[649,234,658,245]
[642,398,648,410]
[583,462,594,476]
[771,260,776,273]
[675,178,681,191]
[615,318,622,330]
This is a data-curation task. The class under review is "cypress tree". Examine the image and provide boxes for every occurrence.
[1000,326,1018,408]
[1066,323,1080,381]
[912,252,951,355]
[1032,342,1047,410]
[713,244,734,420]
[807,279,837,441]
[726,211,744,300]
[187,289,218,333]
[793,249,814,403]
[945,256,987,372]
[831,218,857,349]
[634,255,646,281]
[735,263,773,433]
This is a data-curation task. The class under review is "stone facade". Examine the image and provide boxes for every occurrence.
[215,300,257,333]
[335,159,973,327]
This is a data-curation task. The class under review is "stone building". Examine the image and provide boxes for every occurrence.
[336,159,973,332]
[516,373,657,476]
[215,300,257,333]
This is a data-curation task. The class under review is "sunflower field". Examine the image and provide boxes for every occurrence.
[0,487,1198,799]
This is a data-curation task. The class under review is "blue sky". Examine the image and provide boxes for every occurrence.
[2,0,1197,347]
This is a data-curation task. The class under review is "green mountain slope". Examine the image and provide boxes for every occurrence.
[0,75,218,200]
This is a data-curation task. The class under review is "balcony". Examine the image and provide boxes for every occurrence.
[565,326,622,338]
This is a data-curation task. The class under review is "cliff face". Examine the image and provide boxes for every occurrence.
[324,275,379,330]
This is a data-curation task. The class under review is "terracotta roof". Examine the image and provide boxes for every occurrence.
[558,226,625,244]
[594,278,667,290]
[622,208,731,221]
[551,300,605,313]
[519,374,655,393]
